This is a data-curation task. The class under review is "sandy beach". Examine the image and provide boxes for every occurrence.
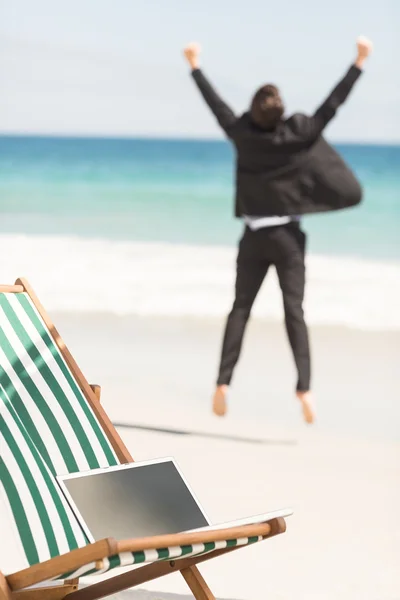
[54,312,400,600]
[1,4,399,599]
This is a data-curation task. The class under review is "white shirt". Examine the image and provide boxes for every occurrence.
[243,215,292,231]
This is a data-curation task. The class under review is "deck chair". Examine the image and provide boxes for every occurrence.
[0,278,288,600]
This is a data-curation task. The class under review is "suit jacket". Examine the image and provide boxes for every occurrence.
[191,65,363,217]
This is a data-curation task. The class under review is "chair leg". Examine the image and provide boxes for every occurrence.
[181,566,215,600]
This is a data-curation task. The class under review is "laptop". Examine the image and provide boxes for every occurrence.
[57,457,292,542]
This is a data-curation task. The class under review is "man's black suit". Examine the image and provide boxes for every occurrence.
[191,64,363,391]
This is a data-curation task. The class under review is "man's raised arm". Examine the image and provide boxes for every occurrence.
[296,36,373,141]
[183,43,237,137]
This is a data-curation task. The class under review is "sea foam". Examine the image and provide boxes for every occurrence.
[1,234,399,331]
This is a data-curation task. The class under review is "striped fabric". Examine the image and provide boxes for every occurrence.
[0,291,264,585]
[60,536,263,580]
[0,390,88,574]
[0,293,118,476]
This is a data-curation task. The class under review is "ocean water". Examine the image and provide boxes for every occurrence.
[0,135,399,330]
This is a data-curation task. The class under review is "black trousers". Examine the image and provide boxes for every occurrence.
[217,222,311,392]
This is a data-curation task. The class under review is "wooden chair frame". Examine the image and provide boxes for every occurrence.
[0,278,287,600]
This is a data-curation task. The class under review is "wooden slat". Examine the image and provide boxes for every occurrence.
[12,584,78,600]
[0,285,24,293]
[116,522,272,554]
[7,539,117,592]
[15,278,132,464]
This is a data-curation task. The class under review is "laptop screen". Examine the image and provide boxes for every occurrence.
[58,459,210,541]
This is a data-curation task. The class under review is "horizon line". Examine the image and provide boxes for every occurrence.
[0,131,399,147]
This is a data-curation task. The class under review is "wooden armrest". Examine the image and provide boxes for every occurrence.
[116,521,276,553]
[8,520,286,592]
[7,539,117,592]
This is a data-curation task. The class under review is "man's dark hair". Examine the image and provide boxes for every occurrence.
[250,84,284,130]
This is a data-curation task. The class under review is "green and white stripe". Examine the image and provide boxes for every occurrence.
[57,536,263,581]
[0,293,118,475]
[0,386,88,573]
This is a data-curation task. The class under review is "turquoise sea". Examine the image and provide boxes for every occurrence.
[0,135,399,329]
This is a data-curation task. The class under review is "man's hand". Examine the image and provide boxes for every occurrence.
[355,36,373,69]
[183,43,201,70]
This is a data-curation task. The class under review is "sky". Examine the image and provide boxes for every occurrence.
[0,0,398,142]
